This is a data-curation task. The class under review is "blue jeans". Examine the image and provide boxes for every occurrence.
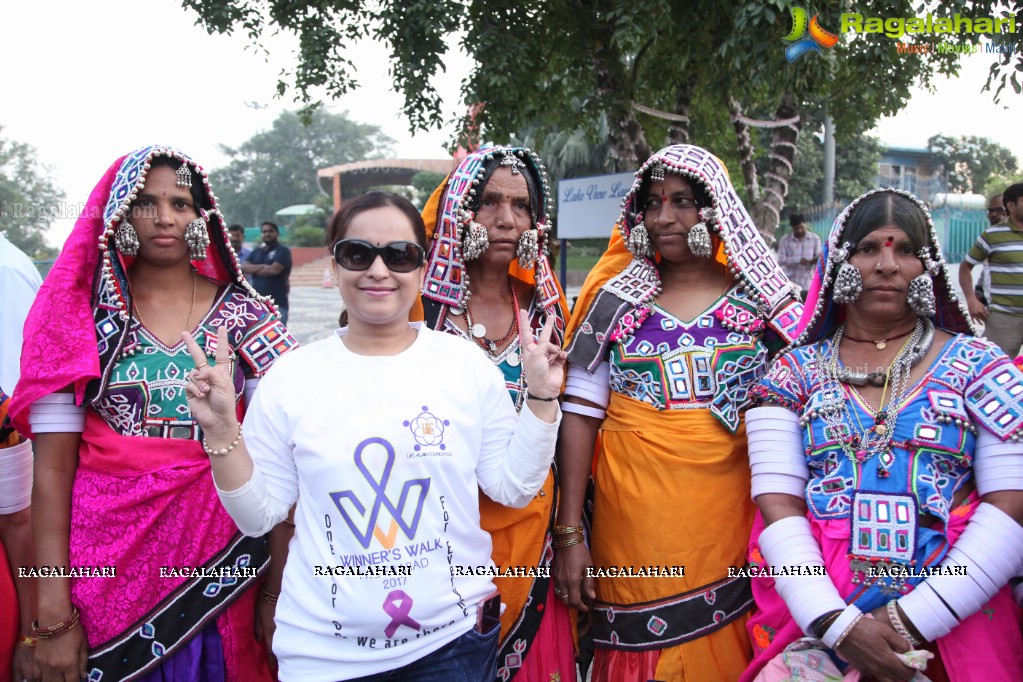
[343,625,499,682]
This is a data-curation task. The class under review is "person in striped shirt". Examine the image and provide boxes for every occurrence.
[959,182,1023,356]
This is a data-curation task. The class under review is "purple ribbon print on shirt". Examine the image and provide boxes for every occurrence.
[383,590,422,637]
[329,437,431,549]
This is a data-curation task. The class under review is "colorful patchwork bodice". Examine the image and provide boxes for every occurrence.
[92,286,295,439]
[757,334,1023,524]
[608,287,770,431]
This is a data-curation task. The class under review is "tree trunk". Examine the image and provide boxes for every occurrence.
[728,96,759,205]
[729,92,802,240]
[666,75,698,146]
[591,26,649,171]
[752,91,802,239]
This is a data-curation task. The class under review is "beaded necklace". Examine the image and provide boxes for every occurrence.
[814,318,934,478]
[464,282,520,357]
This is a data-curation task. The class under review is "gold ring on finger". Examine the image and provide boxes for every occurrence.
[195,362,209,370]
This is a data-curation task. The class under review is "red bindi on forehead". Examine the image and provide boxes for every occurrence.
[885,237,894,246]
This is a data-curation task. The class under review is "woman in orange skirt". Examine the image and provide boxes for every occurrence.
[553,144,804,681]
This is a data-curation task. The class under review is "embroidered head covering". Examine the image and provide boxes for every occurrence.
[794,187,975,347]
[11,145,266,434]
[564,144,804,349]
[418,146,564,321]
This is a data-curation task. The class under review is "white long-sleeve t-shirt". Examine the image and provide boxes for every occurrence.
[219,324,559,680]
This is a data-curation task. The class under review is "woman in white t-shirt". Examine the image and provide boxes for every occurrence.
[181,191,566,682]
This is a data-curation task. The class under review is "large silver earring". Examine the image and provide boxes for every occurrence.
[114,221,139,256]
[626,224,653,258]
[832,262,863,304]
[687,222,712,258]
[462,221,489,261]
[516,229,539,269]
[184,217,209,260]
[907,273,936,317]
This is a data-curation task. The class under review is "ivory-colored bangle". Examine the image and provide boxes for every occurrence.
[553,524,584,536]
[32,606,81,639]
[553,536,583,549]
[887,600,921,646]
[17,633,37,647]
[202,425,243,457]
[260,587,280,605]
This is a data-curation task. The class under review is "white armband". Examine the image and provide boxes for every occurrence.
[747,406,809,499]
[243,378,260,406]
[0,439,33,514]
[974,427,1023,495]
[564,362,610,409]
[898,502,1023,641]
[561,402,607,420]
[757,515,846,636]
[29,393,86,433]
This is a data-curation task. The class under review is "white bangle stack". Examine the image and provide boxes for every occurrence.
[29,393,86,433]
[563,362,610,420]
[974,427,1023,494]
[0,439,33,514]
[897,502,1023,642]
[746,406,809,499]
[758,515,847,636]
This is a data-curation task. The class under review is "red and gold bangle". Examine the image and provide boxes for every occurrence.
[32,606,81,639]
[553,524,584,536]
[17,633,37,647]
[552,536,584,550]
[260,587,280,605]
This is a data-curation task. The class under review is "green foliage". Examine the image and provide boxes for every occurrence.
[184,0,1021,232]
[184,0,462,131]
[211,109,393,228]
[0,130,62,259]
[410,171,449,209]
[927,134,1019,195]
[287,225,328,247]
[985,171,1023,199]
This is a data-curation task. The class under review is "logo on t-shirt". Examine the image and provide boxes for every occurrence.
[329,437,430,549]
[403,405,450,451]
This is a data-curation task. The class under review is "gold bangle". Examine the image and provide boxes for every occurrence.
[203,425,242,457]
[17,633,37,647]
[553,524,584,536]
[553,537,583,549]
[32,606,80,639]
[260,587,280,605]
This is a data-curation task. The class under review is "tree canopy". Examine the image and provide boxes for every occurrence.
[212,109,394,227]
[927,133,1019,196]
[186,0,1021,234]
[0,130,63,259]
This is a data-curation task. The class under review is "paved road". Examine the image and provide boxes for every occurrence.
[285,287,345,345]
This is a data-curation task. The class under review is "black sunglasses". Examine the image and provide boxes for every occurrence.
[332,239,426,273]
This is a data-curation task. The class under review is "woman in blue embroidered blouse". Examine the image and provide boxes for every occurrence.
[742,189,1023,681]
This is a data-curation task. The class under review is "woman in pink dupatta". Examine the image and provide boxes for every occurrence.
[740,189,1023,681]
[10,146,297,682]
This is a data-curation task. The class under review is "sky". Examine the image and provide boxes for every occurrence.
[2,1,1021,247]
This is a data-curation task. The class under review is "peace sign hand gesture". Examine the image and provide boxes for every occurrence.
[181,325,240,442]
[517,310,567,403]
